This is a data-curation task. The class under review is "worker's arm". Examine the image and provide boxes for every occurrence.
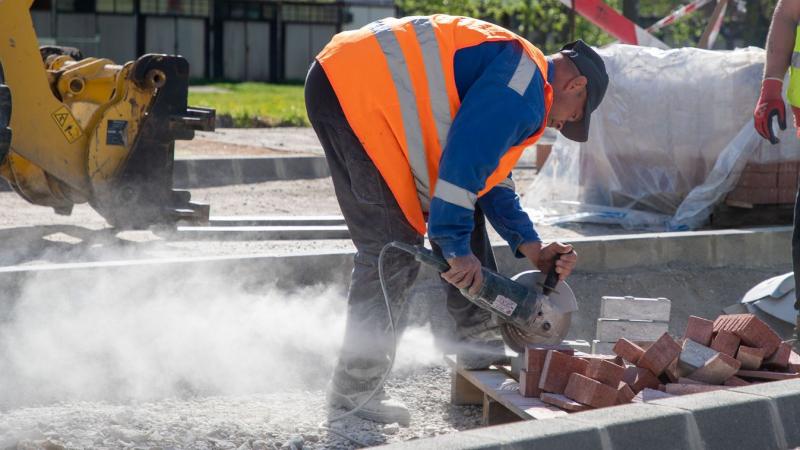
[430,42,545,291]
[755,0,800,142]
[429,42,542,259]
[475,176,538,256]
[477,182,577,280]
[764,0,800,79]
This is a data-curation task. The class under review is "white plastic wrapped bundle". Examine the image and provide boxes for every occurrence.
[524,44,798,230]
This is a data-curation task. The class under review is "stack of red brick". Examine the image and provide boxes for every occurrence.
[518,313,800,412]
[726,162,799,207]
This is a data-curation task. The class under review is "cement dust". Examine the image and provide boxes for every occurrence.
[0,263,444,410]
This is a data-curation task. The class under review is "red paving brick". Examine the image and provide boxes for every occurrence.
[540,392,591,412]
[637,333,682,375]
[538,351,589,394]
[764,342,792,370]
[710,331,740,357]
[584,359,625,387]
[613,338,645,364]
[564,373,618,408]
[736,370,800,381]
[736,345,766,370]
[723,376,751,387]
[687,353,741,385]
[684,316,714,346]
[713,314,782,357]
[519,369,541,397]
[524,345,574,372]
[664,358,680,382]
[622,366,661,393]
[616,382,635,404]
[790,350,800,372]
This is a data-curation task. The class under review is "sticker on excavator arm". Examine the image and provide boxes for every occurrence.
[51,106,83,143]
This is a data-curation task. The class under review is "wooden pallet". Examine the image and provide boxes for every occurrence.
[445,355,567,426]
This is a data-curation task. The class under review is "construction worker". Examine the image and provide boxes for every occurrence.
[305,15,608,425]
[754,0,800,348]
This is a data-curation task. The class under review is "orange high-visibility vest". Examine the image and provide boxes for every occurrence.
[316,15,553,235]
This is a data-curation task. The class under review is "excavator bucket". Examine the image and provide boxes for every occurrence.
[0,0,213,230]
[89,55,214,229]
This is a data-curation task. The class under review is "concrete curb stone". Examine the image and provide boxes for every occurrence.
[380,378,800,449]
[172,156,330,188]
[649,389,786,450]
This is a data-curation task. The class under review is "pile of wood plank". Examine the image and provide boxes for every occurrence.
[518,313,800,412]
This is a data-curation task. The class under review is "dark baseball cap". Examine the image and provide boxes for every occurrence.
[558,40,609,142]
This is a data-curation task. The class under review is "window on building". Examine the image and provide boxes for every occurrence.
[140,0,209,16]
[95,0,134,13]
[282,3,339,23]
[223,1,276,20]
[52,0,96,12]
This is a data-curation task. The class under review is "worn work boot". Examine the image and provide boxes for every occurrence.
[327,387,411,426]
[455,317,510,370]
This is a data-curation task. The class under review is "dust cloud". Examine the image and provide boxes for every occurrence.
[0,261,444,409]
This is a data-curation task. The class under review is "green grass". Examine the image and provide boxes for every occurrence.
[188,82,308,128]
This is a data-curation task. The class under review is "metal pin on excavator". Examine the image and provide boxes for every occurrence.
[391,242,579,353]
[0,0,214,229]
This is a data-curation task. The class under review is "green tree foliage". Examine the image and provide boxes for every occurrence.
[395,0,778,53]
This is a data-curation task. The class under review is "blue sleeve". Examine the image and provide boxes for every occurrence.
[428,41,546,258]
[477,175,541,258]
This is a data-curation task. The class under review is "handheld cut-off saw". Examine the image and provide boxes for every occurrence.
[391,242,579,353]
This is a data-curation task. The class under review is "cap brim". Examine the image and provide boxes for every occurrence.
[560,110,590,142]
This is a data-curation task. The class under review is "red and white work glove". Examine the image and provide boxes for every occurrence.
[754,78,787,144]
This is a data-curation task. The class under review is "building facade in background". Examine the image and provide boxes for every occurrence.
[28,0,395,81]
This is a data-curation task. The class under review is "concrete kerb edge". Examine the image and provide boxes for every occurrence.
[0,227,792,288]
[727,379,800,448]
[379,379,800,450]
[172,156,330,188]
[648,389,788,450]
[493,226,792,275]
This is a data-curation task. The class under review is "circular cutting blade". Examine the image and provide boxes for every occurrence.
[500,270,575,353]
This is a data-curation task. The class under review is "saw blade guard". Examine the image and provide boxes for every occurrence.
[500,270,577,353]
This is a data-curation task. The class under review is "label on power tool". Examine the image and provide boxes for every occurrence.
[491,295,517,316]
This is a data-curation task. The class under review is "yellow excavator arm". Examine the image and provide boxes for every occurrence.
[0,0,214,228]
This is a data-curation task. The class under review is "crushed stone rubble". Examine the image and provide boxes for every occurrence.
[1,366,482,449]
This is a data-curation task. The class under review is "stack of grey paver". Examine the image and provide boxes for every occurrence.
[592,296,671,354]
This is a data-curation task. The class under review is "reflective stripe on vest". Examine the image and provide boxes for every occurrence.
[368,17,455,212]
[368,18,538,212]
[434,178,477,210]
[788,26,800,108]
[316,15,554,234]
[508,52,538,96]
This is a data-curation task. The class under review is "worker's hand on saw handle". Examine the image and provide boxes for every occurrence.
[519,241,577,282]
[443,253,484,296]
[754,78,788,144]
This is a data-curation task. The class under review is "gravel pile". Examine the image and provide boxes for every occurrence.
[1,366,482,450]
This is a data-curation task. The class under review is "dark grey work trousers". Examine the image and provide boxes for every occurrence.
[305,61,496,393]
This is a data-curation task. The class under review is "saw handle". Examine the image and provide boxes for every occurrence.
[390,242,451,273]
[542,254,561,296]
